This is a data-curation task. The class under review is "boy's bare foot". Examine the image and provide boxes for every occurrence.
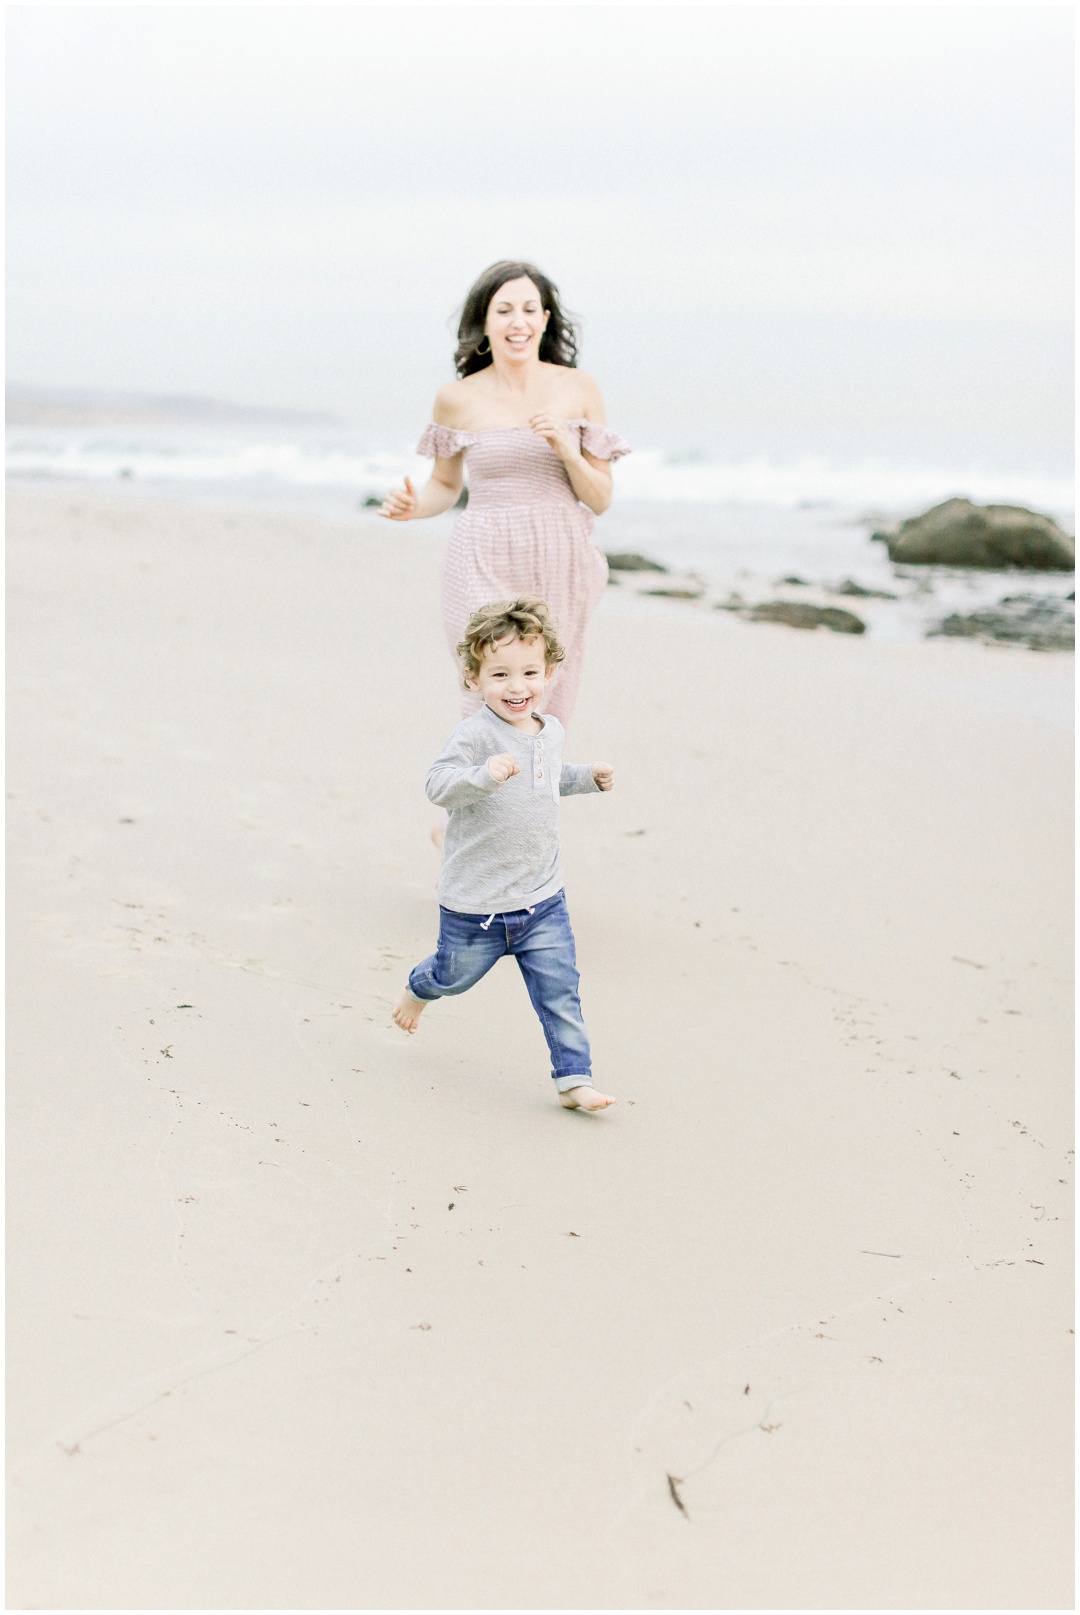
[393,991,427,1033]
[559,1085,616,1112]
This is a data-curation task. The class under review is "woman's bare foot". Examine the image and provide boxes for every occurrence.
[392,990,427,1033]
[559,1085,616,1112]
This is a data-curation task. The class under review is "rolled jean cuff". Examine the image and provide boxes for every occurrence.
[554,1073,593,1093]
[405,972,439,1002]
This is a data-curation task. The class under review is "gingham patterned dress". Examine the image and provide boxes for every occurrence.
[418,419,631,726]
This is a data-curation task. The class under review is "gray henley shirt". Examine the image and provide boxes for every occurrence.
[426,704,600,914]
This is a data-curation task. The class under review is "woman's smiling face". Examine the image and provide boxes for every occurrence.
[484,277,550,363]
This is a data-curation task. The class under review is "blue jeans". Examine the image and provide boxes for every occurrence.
[407,890,592,1090]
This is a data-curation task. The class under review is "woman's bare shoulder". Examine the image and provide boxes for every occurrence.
[573,369,606,422]
[431,379,478,427]
[545,365,606,422]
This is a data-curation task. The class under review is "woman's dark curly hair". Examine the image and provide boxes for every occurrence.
[454,261,579,378]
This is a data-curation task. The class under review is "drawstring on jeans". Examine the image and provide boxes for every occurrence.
[480,905,534,930]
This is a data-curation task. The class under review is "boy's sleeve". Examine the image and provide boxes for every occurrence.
[425,726,502,808]
[559,763,600,796]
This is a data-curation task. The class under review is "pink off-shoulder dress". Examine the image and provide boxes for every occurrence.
[418,419,631,726]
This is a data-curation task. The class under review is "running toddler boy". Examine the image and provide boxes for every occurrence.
[392,598,615,1112]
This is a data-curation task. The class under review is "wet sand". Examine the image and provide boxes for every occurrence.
[7,488,1073,1609]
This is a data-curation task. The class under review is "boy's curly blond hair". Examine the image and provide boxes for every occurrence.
[457,598,566,686]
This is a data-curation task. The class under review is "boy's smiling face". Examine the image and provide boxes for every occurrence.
[468,634,554,729]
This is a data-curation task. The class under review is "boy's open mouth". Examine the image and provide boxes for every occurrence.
[503,695,530,711]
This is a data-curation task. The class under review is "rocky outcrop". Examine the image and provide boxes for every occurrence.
[746,601,866,634]
[605,552,668,572]
[929,594,1074,651]
[883,499,1074,570]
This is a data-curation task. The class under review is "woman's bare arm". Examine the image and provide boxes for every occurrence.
[378,386,465,521]
[378,457,463,521]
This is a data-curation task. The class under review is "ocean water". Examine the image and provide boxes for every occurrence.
[7,421,1074,644]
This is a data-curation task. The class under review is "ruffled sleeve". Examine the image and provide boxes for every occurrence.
[416,422,477,458]
[572,421,632,461]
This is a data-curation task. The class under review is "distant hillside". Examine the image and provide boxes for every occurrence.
[6,384,340,429]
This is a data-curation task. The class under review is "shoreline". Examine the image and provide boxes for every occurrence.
[8,476,1077,657]
[7,487,1073,1609]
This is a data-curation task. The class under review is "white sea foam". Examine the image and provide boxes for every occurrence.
[6,424,1074,518]
[4,427,406,496]
[618,449,1074,516]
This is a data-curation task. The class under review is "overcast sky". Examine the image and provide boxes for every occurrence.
[7,3,1074,465]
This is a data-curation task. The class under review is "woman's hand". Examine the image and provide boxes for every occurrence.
[529,413,578,462]
[378,476,418,520]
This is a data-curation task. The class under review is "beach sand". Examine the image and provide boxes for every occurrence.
[7,488,1073,1609]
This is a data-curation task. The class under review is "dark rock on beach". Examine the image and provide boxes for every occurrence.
[643,587,704,600]
[747,601,866,634]
[362,495,383,508]
[833,579,899,599]
[883,499,1074,570]
[778,574,809,586]
[929,594,1074,652]
[605,552,668,572]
